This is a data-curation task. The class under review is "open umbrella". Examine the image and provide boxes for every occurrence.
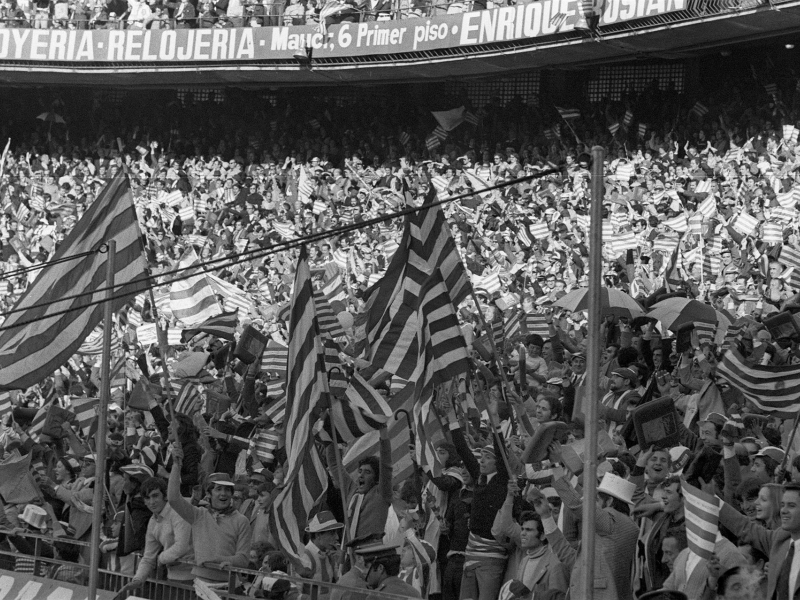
[36,112,66,124]
[552,287,644,319]
[648,297,723,332]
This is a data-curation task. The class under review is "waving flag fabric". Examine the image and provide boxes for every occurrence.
[716,349,800,417]
[170,248,222,326]
[365,187,471,379]
[0,174,147,391]
[180,311,238,343]
[268,246,328,569]
[681,478,720,560]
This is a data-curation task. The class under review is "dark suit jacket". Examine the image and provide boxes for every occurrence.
[719,502,800,599]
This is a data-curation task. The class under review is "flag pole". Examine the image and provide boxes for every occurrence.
[88,239,115,600]
[580,146,605,600]
[147,280,177,426]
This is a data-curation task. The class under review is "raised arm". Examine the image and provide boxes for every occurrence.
[167,442,198,525]
[492,481,521,546]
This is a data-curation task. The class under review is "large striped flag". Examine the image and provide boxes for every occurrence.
[180,311,238,343]
[268,246,328,569]
[169,249,222,327]
[681,478,720,560]
[329,371,392,443]
[344,379,415,482]
[411,270,470,475]
[365,188,472,379]
[716,349,800,417]
[0,174,147,391]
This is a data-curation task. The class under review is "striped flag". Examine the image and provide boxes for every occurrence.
[0,174,147,391]
[263,382,287,420]
[250,429,280,464]
[174,380,203,416]
[529,222,550,240]
[716,349,800,417]
[329,371,392,443]
[464,111,479,126]
[170,249,222,326]
[297,167,314,204]
[608,122,620,135]
[69,396,99,437]
[623,110,634,126]
[694,321,716,346]
[426,134,442,152]
[522,313,550,337]
[764,83,778,96]
[691,101,709,117]
[322,274,346,303]
[732,212,759,237]
[664,214,688,233]
[399,131,411,146]
[779,245,800,290]
[207,274,254,317]
[77,325,121,356]
[474,272,502,296]
[697,195,716,218]
[555,106,581,120]
[180,311,238,343]
[262,340,288,376]
[344,380,415,482]
[313,290,346,339]
[638,123,648,138]
[0,392,12,422]
[411,270,469,475]
[365,188,471,379]
[323,338,348,398]
[681,478,720,561]
[268,246,329,569]
[504,310,522,341]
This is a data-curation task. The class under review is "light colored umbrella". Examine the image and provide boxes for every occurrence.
[552,287,645,319]
[648,297,721,332]
[36,112,66,125]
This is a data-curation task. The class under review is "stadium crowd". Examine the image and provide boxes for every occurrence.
[0,77,798,600]
[0,0,470,31]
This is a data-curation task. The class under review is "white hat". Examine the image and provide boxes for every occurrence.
[305,511,344,534]
[597,472,636,505]
[19,504,48,530]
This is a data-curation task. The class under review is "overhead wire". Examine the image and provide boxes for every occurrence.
[0,166,563,331]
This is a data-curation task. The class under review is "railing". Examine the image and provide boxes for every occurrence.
[0,529,418,599]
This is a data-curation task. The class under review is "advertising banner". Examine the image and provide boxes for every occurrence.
[0,0,686,63]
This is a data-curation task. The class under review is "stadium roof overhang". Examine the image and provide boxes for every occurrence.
[3,0,800,87]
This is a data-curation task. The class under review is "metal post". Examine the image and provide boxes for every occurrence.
[580,146,605,600]
[88,239,115,600]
